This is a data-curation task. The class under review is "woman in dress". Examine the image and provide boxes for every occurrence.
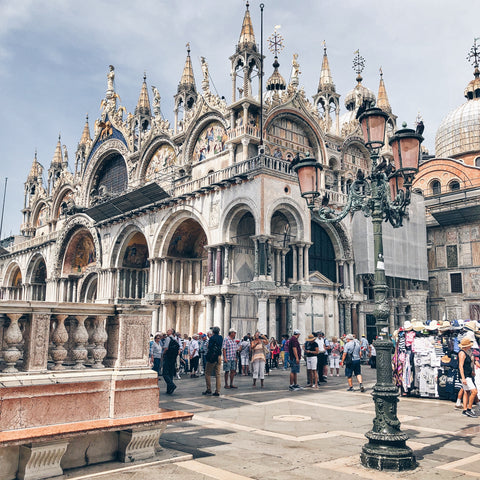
[269,338,280,369]
[250,331,268,388]
[239,335,251,375]
[329,336,342,377]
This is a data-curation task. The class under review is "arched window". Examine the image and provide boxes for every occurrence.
[96,154,127,195]
[430,180,441,195]
[475,157,480,167]
[449,180,460,191]
[309,221,336,282]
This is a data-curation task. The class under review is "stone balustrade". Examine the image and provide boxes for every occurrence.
[0,302,153,374]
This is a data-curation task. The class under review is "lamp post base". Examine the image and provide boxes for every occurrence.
[360,339,417,471]
[361,437,416,471]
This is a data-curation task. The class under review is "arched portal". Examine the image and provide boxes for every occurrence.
[79,273,98,303]
[62,229,96,275]
[117,231,149,301]
[162,219,207,335]
[27,255,47,301]
[309,221,336,282]
[6,264,23,300]
[60,228,97,302]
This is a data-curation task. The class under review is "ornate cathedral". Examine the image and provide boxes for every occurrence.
[0,3,429,340]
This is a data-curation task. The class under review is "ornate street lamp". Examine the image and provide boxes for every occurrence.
[293,107,423,471]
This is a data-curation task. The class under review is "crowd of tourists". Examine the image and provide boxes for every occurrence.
[149,327,377,396]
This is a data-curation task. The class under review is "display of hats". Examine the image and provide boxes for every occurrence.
[412,320,425,332]
[438,321,452,333]
[403,320,413,331]
[426,321,439,331]
[465,321,478,332]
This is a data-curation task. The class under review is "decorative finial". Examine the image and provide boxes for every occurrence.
[353,49,365,81]
[186,42,190,54]
[379,66,383,77]
[143,71,147,82]
[322,40,327,54]
[246,1,249,10]
[268,27,284,57]
[86,113,88,121]
[402,121,407,128]
[58,133,61,141]
[467,38,480,75]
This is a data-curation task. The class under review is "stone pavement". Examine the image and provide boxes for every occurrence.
[64,365,480,479]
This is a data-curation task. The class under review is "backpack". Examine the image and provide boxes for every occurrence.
[165,338,180,359]
[206,337,222,363]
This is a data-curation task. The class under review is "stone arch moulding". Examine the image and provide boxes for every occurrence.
[2,261,23,288]
[153,208,210,258]
[51,186,75,221]
[265,197,306,240]
[81,139,129,205]
[138,137,178,182]
[78,268,99,303]
[310,219,352,261]
[31,200,50,229]
[264,108,326,163]
[340,136,370,167]
[221,198,259,243]
[53,215,102,278]
[26,252,47,283]
[184,113,229,165]
[109,223,150,269]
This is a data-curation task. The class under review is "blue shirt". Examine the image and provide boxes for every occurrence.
[344,340,361,361]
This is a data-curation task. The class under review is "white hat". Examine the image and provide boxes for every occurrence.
[293,329,301,335]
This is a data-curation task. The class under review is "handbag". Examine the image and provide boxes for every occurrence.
[345,351,353,367]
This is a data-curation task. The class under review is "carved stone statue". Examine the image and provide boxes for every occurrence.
[291,53,300,86]
[107,65,115,93]
[151,86,161,116]
[201,57,209,91]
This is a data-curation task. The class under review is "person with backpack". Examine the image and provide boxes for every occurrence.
[203,326,223,396]
[341,334,365,392]
[162,328,180,395]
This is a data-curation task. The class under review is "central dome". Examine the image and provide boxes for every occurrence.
[435,98,480,158]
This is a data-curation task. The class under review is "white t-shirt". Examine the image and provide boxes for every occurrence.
[315,337,325,353]
[189,339,199,357]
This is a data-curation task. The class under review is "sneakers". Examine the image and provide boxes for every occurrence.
[463,409,478,418]
[294,384,303,390]
[289,384,303,391]
[455,403,464,409]
[202,390,212,395]
[289,385,296,391]
[212,392,220,397]
[360,384,365,393]
[347,386,354,391]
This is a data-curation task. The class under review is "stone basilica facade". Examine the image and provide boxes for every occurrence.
[0,5,429,341]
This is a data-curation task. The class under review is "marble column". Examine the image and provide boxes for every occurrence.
[304,244,311,283]
[224,295,232,335]
[216,248,222,285]
[189,301,196,336]
[298,244,304,283]
[297,295,307,337]
[280,298,287,335]
[257,294,268,335]
[214,295,224,331]
[161,301,168,332]
[292,246,298,283]
[205,295,213,330]
[162,259,168,293]
[268,298,276,339]
[179,261,184,294]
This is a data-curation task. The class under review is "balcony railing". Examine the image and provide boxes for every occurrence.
[0,302,152,374]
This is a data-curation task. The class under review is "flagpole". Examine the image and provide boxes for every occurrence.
[0,177,7,240]
[259,3,264,148]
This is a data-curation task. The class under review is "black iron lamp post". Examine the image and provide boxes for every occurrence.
[292,107,423,471]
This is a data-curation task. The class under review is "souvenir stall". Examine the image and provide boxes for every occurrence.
[393,320,480,401]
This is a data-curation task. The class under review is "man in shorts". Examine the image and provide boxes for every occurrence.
[304,333,319,388]
[341,334,365,392]
[288,330,302,391]
[223,328,239,389]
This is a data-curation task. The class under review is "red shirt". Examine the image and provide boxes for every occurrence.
[288,335,300,359]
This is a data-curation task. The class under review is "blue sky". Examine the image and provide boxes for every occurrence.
[0,0,477,238]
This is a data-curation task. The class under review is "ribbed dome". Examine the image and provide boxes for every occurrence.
[266,57,286,91]
[435,99,480,158]
[344,80,376,111]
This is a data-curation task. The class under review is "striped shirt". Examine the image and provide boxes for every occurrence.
[223,337,237,361]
